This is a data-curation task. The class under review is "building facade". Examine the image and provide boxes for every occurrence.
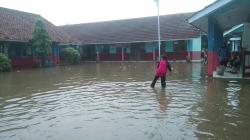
[0,7,77,68]
[188,0,250,77]
[60,13,202,62]
[0,7,203,69]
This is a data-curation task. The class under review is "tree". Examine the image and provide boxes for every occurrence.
[61,47,80,64]
[0,53,11,72]
[31,19,52,67]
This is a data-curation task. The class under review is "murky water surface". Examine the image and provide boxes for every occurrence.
[0,62,250,140]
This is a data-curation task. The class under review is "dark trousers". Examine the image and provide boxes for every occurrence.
[151,76,166,88]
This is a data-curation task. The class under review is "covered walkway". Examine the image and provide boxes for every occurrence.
[188,0,250,78]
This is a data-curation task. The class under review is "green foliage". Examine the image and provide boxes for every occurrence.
[31,19,52,67]
[0,53,11,72]
[61,47,80,64]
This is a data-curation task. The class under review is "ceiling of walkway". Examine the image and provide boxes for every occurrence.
[190,0,250,33]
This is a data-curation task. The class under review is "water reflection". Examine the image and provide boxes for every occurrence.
[226,81,241,110]
[0,62,250,140]
[194,79,250,139]
[153,88,170,113]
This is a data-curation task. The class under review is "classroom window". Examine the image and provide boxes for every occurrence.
[126,47,131,53]
[0,46,3,53]
[103,46,109,53]
[145,46,154,53]
[27,46,32,56]
[97,45,106,53]
[145,42,156,53]
[165,41,174,52]
[173,40,187,52]
[4,46,8,54]
[109,47,116,54]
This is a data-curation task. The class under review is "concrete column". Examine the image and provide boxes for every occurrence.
[153,49,156,61]
[122,47,124,61]
[207,17,224,76]
[56,46,60,64]
[187,40,192,60]
[54,45,58,65]
[32,47,35,65]
[96,46,100,62]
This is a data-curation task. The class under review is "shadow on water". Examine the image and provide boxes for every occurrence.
[0,62,250,140]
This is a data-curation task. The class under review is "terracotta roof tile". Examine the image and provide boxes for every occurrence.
[0,7,78,44]
[59,13,201,44]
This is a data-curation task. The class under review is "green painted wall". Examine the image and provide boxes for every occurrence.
[126,48,131,53]
[145,42,156,53]
[165,41,174,52]
[187,37,201,52]
[95,45,103,53]
[109,47,116,54]
[192,37,201,51]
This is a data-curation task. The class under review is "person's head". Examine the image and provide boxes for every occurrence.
[162,55,167,60]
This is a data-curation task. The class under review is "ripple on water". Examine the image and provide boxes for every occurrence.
[0,63,249,140]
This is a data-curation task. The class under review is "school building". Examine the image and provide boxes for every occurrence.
[188,0,250,78]
[0,7,203,69]
[59,13,203,62]
[0,7,77,68]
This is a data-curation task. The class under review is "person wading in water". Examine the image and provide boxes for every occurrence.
[151,55,172,88]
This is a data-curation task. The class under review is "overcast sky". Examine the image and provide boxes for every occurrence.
[0,0,215,25]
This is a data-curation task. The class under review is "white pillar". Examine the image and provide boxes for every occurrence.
[156,0,161,60]
[122,47,124,61]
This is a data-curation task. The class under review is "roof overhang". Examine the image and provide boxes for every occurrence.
[80,37,201,46]
[223,23,244,36]
[188,0,250,33]
[188,0,233,23]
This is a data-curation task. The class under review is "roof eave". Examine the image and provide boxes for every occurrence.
[223,23,244,36]
[81,37,202,45]
[188,0,234,23]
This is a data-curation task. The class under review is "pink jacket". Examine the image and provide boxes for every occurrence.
[156,60,169,77]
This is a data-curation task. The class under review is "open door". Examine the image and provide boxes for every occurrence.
[243,50,250,77]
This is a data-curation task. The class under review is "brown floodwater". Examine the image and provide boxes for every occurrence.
[0,62,250,140]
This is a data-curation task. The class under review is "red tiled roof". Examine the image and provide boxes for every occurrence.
[0,7,78,44]
[59,13,201,44]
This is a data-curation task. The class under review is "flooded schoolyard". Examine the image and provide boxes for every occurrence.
[0,62,250,140]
